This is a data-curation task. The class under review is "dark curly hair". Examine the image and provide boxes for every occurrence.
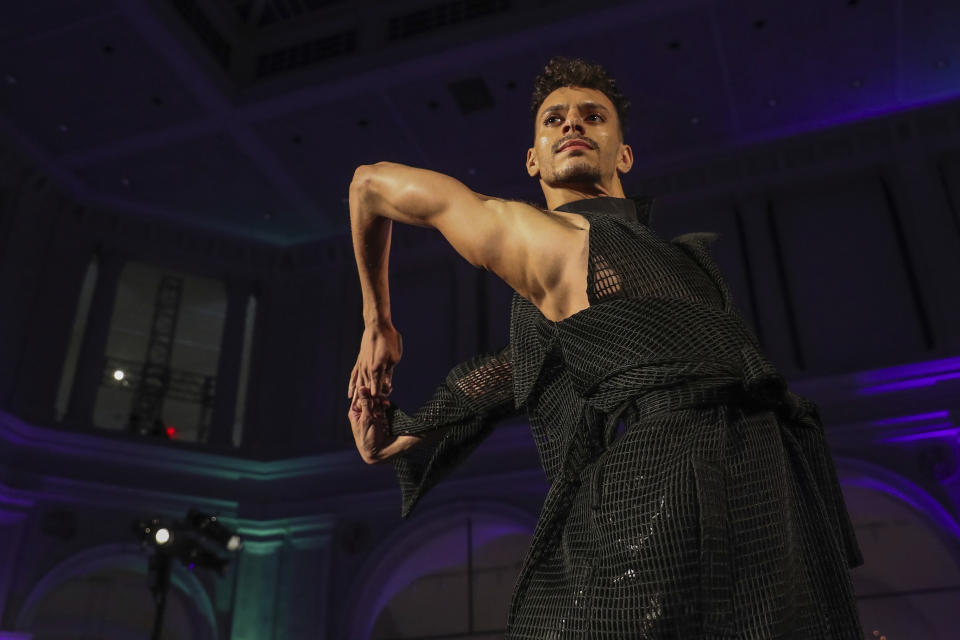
[530,56,630,138]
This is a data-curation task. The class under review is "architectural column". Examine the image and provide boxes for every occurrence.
[208,279,249,447]
[272,529,333,639]
[227,518,333,640]
[230,536,283,640]
[64,250,124,428]
[889,151,960,353]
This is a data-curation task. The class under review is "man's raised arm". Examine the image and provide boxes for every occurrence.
[347,161,579,400]
[352,161,540,284]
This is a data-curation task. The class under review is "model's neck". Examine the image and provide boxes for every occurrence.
[540,179,627,210]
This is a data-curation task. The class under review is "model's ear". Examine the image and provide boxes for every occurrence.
[526,147,540,178]
[616,143,634,175]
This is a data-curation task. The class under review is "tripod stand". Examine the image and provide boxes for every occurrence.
[148,548,172,640]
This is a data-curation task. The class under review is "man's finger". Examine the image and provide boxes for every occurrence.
[357,385,373,405]
[351,386,370,413]
[353,389,373,424]
[348,366,358,398]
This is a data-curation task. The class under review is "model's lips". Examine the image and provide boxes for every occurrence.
[558,139,594,152]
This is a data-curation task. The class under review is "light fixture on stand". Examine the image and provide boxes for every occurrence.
[132,510,243,640]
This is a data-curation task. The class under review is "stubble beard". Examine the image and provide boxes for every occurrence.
[547,160,603,187]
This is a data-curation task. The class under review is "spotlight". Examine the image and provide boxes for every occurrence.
[113,369,125,381]
[132,517,173,547]
[186,509,243,551]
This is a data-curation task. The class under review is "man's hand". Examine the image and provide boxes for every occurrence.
[348,385,420,464]
[348,323,402,399]
[349,386,392,464]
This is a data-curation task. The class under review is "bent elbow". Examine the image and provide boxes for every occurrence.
[351,164,377,192]
[352,161,398,186]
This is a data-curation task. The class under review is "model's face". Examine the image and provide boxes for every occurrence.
[527,86,629,187]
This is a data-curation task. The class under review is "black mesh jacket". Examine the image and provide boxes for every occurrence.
[388,196,865,639]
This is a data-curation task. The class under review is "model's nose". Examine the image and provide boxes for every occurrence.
[563,117,584,135]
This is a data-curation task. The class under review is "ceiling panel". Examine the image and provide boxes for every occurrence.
[73,133,311,240]
[715,0,898,136]
[541,7,738,163]
[382,49,548,197]
[0,13,208,155]
[0,0,115,45]
[253,94,432,228]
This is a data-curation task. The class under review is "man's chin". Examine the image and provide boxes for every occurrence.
[546,166,603,188]
[545,160,602,187]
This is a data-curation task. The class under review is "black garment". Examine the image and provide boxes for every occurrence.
[389,196,864,638]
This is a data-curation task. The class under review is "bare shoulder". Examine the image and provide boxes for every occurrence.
[471,196,590,316]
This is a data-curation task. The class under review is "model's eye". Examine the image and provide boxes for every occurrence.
[586,113,604,122]
[544,114,563,126]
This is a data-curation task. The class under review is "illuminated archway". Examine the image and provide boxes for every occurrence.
[14,543,217,639]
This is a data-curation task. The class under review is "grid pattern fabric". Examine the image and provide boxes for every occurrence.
[389,346,518,517]
[389,197,864,638]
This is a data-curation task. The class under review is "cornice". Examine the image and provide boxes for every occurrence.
[0,409,536,489]
[0,409,357,483]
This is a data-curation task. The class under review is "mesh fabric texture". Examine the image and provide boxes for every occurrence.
[388,196,864,638]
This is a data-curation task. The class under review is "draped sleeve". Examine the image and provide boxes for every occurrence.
[388,345,519,517]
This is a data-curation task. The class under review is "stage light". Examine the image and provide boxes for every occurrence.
[113,369,125,381]
[165,425,176,438]
[155,527,171,545]
[133,517,175,548]
[186,509,243,551]
[133,509,242,639]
